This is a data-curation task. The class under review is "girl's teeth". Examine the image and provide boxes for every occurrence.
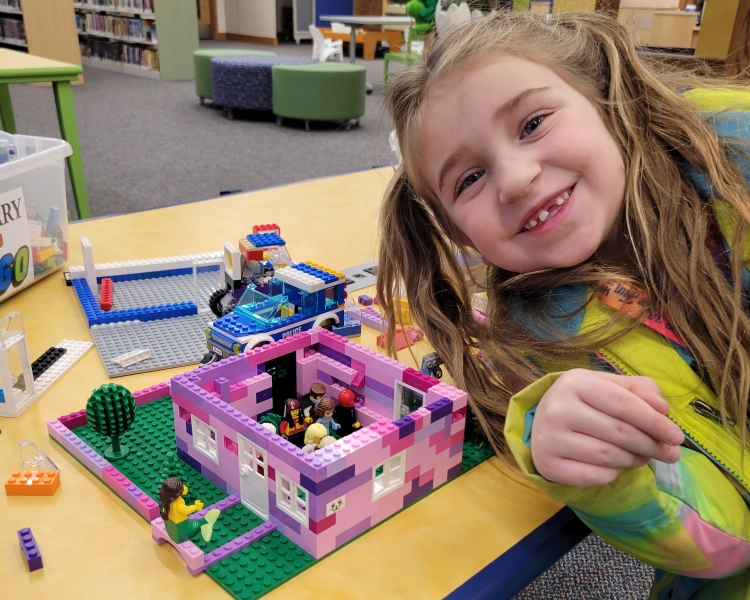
[523,188,572,231]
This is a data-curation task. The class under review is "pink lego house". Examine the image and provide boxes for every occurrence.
[170,328,467,559]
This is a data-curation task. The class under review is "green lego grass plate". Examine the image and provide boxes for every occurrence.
[56,396,494,599]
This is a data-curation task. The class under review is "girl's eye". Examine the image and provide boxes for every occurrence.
[456,170,485,198]
[522,113,548,139]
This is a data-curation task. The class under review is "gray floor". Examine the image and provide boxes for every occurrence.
[14,38,653,597]
[10,40,396,219]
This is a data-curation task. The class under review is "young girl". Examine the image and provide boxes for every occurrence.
[377,11,750,599]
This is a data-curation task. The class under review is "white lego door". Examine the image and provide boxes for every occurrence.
[238,435,269,519]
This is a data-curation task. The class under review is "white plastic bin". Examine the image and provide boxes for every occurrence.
[0,132,72,302]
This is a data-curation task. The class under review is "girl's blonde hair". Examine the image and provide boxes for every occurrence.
[377,11,750,457]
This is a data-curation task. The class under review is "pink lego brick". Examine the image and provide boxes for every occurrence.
[317,354,357,385]
[203,522,277,572]
[310,512,336,535]
[103,465,159,519]
[151,518,205,573]
[402,368,439,393]
[351,371,365,388]
[245,373,272,396]
[344,343,406,380]
[137,494,160,520]
[426,382,468,411]
[47,419,110,477]
[133,382,170,406]
[171,392,211,425]
[429,430,464,456]
[229,381,249,402]
[58,409,87,430]
[419,468,435,488]
[405,465,421,484]
[355,404,383,427]
[316,329,349,354]
[244,332,312,367]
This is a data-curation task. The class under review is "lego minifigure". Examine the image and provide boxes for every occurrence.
[302,423,328,453]
[279,399,307,437]
[333,389,361,437]
[299,382,326,421]
[159,477,220,544]
[315,398,341,436]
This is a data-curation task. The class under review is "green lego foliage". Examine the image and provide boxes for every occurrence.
[258,413,281,433]
[86,383,137,460]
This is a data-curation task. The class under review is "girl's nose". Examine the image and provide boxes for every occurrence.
[495,154,542,205]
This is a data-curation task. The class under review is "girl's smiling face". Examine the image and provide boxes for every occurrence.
[418,55,627,273]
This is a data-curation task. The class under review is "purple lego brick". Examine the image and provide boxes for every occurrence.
[18,528,43,571]
[47,419,111,477]
[257,386,273,402]
[449,441,463,459]
[317,343,351,367]
[395,415,416,439]
[361,384,394,409]
[447,462,463,481]
[216,377,231,403]
[403,475,434,507]
[364,376,393,399]
[270,501,302,535]
[203,522,277,570]
[335,515,372,547]
[427,398,454,423]
[402,368,439,393]
[316,370,334,385]
[357,294,373,306]
[300,465,355,496]
[316,329,350,356]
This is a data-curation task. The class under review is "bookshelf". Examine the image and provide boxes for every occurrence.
[74,0,199,80]
[0,0,84,84]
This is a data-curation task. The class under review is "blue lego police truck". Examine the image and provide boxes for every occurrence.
[201,229,347,364]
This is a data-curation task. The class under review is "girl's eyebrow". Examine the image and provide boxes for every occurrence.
[493,86,551,121]
[437,86,552,193]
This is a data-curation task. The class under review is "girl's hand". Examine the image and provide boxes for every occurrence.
[530,369,685,488]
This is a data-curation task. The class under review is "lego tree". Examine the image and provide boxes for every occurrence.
[156,451,193,502]
[86,383,136,461]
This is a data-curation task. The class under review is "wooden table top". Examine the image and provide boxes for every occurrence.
[1,168,562,599]
[0,47,82,79]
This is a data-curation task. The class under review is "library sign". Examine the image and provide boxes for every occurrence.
[0,187,32,297]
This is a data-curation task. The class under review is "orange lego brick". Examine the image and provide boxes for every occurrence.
[5,471,60,496]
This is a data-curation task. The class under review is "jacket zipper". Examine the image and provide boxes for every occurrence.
[598,348,750,489]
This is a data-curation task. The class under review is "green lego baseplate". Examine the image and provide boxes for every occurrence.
[64,395,493,599]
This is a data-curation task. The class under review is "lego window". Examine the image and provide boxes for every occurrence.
[393,381,425,420]
[372,451,405,500]
[276,474,309,527]
[191,415,219,463]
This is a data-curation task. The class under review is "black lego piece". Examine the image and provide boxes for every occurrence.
[32,347,67,380]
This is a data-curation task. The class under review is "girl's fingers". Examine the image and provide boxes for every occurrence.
[542,458,622,488]
[569,403,681,462]
[575,377,684,447]
[554,433,652,469]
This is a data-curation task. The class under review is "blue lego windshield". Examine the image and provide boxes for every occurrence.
[233,286,288,326]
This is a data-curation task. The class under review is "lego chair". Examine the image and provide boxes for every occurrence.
[309,25,344,62]
[194,49,275,105]
[272,63,366,131]
[383,28,423,89]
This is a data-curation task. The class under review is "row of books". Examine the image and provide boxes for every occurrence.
[0,17,24,43]
[80,38,158,71]
[0,0,22,12]
[77,13,157,43]
[76,0,153,12]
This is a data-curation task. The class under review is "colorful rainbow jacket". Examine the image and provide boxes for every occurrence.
[505,104,750,600]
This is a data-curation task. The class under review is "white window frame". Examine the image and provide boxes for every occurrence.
[372,450,406,501]
[393,381,425,420]
[276,474,309,527]
[191,415,219,464]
